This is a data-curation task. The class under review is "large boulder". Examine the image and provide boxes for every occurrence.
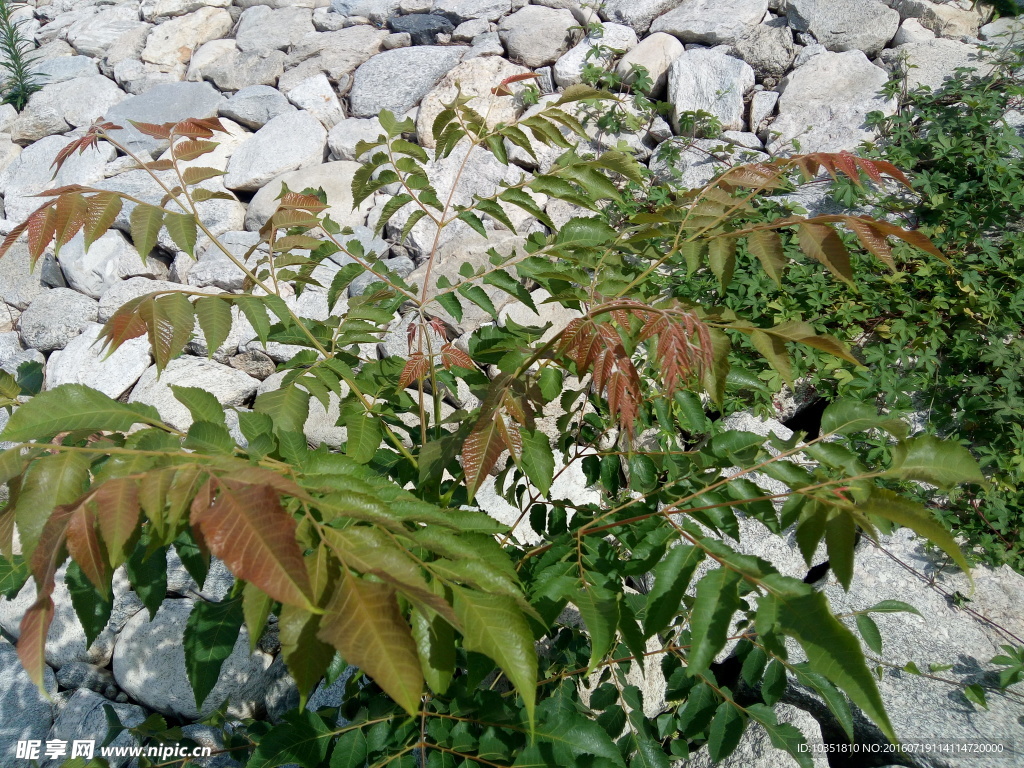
[224,110,328,192]
[732,19,797,79]
[10,75,126,144]
[128,357,260,431]
[880,0,983,39]
[66,6,149,59]
[104,82,225,155]
[786,0,900,57]
[878,39,986,91]
[19,288,98,353]
[651,0,768,46]
[219,84,296,130]
[243,161,371,230]
[349,46,465,118]
[235,6,315,52]
[283,25,390,84]
[497,6,577,68]
[113,598,274,720]
[667,47,755,133]
[599,0,679,35]
[49,690,147,768]
[141,7,233,68]
[614,32,684,96]
[766,50,895,155]
[0,242,48,311]
[554,23,638,88]
[45,323,152,400]
[57,230,164,299]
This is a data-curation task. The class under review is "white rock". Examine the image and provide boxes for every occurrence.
[244,161,371,231]
[0,135,114,224]
[497,6,577,67]
[786,0,900,56]
[57,230,162,300]
[349,46,465,118]
[433,0,511,22]
[19,288,98,352]
[614,32,684,95]
[224,110,328,192]
[0,638,55,761]
[667,47,755,132]
[980,15,1024,43]
[219,84,296,130]
[554,22,638,88]
[0,332,43,376]
[327,115,384,161]
[286,25,391,82]
[45,323,152,399]
[66,6,149,59]
[465,31,506,58]
[31,55,99,85]
[599,0,678,35]
[892,17,936,45]
[417,56,533,148]
[650,0,768,46]
[141,0,231,23]
[880,0,982,39]
[49,690,146,768]
[330,0,402,23]
[731,19,796,79]
[129,358,260,431]
[879,38,987,91]
[283,73,344,129]
[766,50,895,155]
[141,7,234,69]
[113,599,274,720]
[0,242,47,311]
[453,17,490,41]
[104,81,225,156]
[194,43,288,92]
[748,88,779,133]
[236,6,316,52]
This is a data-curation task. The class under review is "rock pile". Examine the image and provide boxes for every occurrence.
[0,0,1021,766]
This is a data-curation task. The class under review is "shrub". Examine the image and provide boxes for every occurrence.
[0,85,986,766]
[0,0,41,112]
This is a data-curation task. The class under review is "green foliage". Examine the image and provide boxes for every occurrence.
[0,0,41,111]
[0,71,987,768]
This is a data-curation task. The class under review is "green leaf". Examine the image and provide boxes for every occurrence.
[458,283,498,317]
[183,421,235,455]
[708,236,736,290]
[520,429,554,496]
[516,703,626,767]
[330,731,368,768]
[707,701,746,763]
[279,603,336,709]
[819,399,908,438]
[777,591,893,741]
[342,403,381,464]
[824,511,856,591]
[643,545,703,639]
[129,203,163,260]
[183,596,244,710]
[761,659,787,706]
[629,454,658,493]
[243,582,273,653]
[249,708,333,768]
[328,262,365,309]
[236,296,272,345]
[746,703,813,768]
[255,385,310,435]
[0,384,164,442]
[164,212,197,257]
[125,536,167,620]
[66,561,113,648]
[747,229,786,285]
[454,587,537,728]
[574,584,619,672]
[194,297,232,358]
[554,217,617,250]
[856,613,883,654]
[886,435,985,490]
[963,683,988,709]
[864,599,922,617]
[688,567,743,677]
[171,386,227,427]
[0,555,29,599]
[484,269,537,312]
[411,605,456,696]
[858,488,972,583]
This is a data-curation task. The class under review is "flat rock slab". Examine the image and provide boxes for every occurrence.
[104,81,225,156]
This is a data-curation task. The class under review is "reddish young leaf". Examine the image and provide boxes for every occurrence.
[279,191,328,212]
[93,478,141,567]
[463,409,513,502]
[171,140,218,162]
[190,480,314,608]
[128,120,174,140]
[441,343,474,371]
[26,204,57,263]
[54,193,89,252]
[98,300,149,354]
[84,192,123,250]
[798,222,854,285]
[0,219,30,259]
[17,597,54,692]
[66,501,108,592]
[845,218,895,271]
[399,352,429,388]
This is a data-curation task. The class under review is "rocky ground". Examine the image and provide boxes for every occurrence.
[0,0,1023,766]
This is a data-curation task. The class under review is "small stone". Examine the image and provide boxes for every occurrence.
[465,31,505,58]
[229,350,277,380]
[141,7,233,68]
[313,7,348,30]
[0,638,55,759]
[453,17,490,41]
[667,47,755,132]
[598,0,678,35]
[732,18,796,78]
[202,46,288,92]
[31,55,99,85]
[387,13,455,45]
[434,0,511,23]
[19,288,98,352]
[55,663,118,696]
[245,161,371,231]
[383,31,412,48]
[893,17,936,45]
[554,22,637,88]
[878,38,983,92]
[614,32,684,95]
[219,84,296,130]
[330,0,403,24]
[497,6,577,67]
[283,73,345,129]
[748,88,779,133]
[328,115,385,161]
[57,230,162,299]
[66,6,149,59]
[224,110,328,192]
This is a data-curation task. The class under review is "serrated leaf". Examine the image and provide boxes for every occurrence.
[644,545,704,638]
[66,560,113,648]
[819,399,908,438]
[0,554,29,599]
[863,600,922,617]
[856,613,882,654]
[171,386,227,427]
[182,166,225,185]
[183,421,235,454]
[243,582,273,653]
[279,602,336,709]
[248,702,333,768]
[0,384,164,442]
[255,385,310,435]
[411,605,456,696]
[885,435,985,490]
[317,569,423,716]
[183,596,243,710]
[708,236,736,290]
[707,701,746,762]
[164,212,198,257]
[574,584,618,671]
[798,222,853,285]
[84,192,122,250]
[519,429,554,497]
[125,536,167,620]
[747,229,786,285]
[194,297,232,358]
[342,404,381,464]
[688,567,743,676]
[172,139,218,162]
[130,203,163,260]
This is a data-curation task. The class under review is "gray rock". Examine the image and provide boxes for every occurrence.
[766,50,894,155]
[350,255,413,296]
[141,7,233,69]
[45,323,152,400]
[32,55,100,85]
[257,369,347,446]
[187,230,263,291]
[331,0,403,23]
[667,47,755,132]
[349,46,465,118]
[880,0,982,39]
[980,15,1024,43]
[382,31,413,49]
[111,58,186,97]
[314,7,349,31]
[465,30,505,58]
[244,161,370,230]
[434,0,511,23]
[749,88,779,132]
[878,38,985,91]
[387,13,455,45]
[816,528,1024,767]
[48,690,146,768]
[55,662,118,698]
[141,0,232,23]
[219,85,296,130]
[786,0,900,56]
[58,230,163,299]
[180,724,238,768]
[0,135,114,224]
[0,638,55,760]
[66,6,149,59]
[224,110,327,191]
[614,32,684,96]
[554,22,638,88]
[19,288,98,352]
[497,6,577,67]
[104,82,225,156]
[650,0,768,46]
[599,0,678,35]
[0,242,47,310]
[128,358,260,431]
[202,46,288,92]
[650,137,767,190]
[283,73,345,130]
[236,6,315,52]
[0,332,44,376]
[686,703,828,767]
[453,17,490,41]
[166,549,235,601]
[113,602,276,720]
[328,115,385,160]
[893,17,936,45]
[732,18,796,78]
[230,349,277,380]
[285,25,391,82]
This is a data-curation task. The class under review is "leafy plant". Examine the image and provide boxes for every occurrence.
[0,80,983,767]
[0,0,41,111]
